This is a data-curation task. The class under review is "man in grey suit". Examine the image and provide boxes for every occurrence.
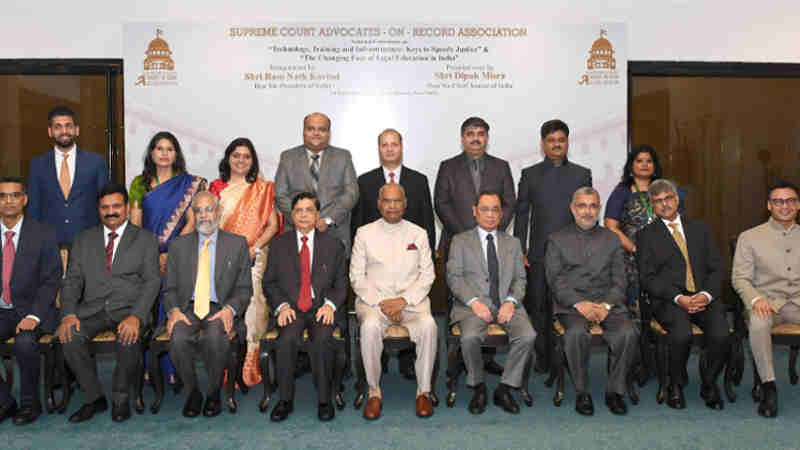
[274,112,359,252]
[546,187,637,416]
[164,191,252,418]
[447,191,535,415]
[514,119,592,372]
[58,183,160,423]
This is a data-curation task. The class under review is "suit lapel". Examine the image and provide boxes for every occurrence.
[9,220,29,280]
[214,232,228,286]
[298,148,313,192]
[111,224,136,271]
[69,149,87,201]
[472,229,489,276]
[460,154,479,196]
[188,233,199,290]
[49,151,67,202]
[683,220,699,271]
[658,220,683,259]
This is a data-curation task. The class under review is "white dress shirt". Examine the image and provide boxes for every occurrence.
[382,166,401,184]
[1,216,39,322]
[54,145,77,191]
[275,229,336,314]
[103,220,128,264]
[661,214,712,304]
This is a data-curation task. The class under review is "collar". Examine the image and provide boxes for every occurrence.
[103,220,129,238]
[0,215,23,236]
[477,226,497,242]
[767,217,799,233]
[198,228,219,245]
[573,222,600,234]
[382,165,402,180]
[54,145,76,158]
[661,214,683,229]
[305,148,325,159]
[542,157,569,168]
[296,228,315,243]
[378,217,405,231]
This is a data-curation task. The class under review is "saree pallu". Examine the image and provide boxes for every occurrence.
[143,173,206,253]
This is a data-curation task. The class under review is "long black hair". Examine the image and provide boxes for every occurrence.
[141,131,186,192]
[218,137,260,183]
[620,144,663,187]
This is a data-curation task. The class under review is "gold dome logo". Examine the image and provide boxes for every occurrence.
[136,29,179,87]
[579,29,619,86]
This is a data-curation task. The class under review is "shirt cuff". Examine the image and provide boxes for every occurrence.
[226,305,236,317]
[750,296,763,307]
[700,291,713,303]
[466,297,479,306]
[275,302,289,316]
[673,294,682,304]
[25,315,40,323]
[324,299,336,311]
[503,297,518,305]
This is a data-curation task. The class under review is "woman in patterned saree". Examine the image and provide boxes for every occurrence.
[209,137,280,387]
[130,131,207,386]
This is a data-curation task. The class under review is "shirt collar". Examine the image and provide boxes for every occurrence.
[198,228,218,244]
[661,214,683,229]
[54,145,76,158]
[382,165,402,180]
[543,157,569,168]
[0,216,23,236]
[103,219,128,238]
[297,228,315,243]
[305,148,325,160]
[477,226,497,242]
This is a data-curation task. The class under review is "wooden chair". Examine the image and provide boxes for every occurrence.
[749,324,800,401]
[0,334,65,413]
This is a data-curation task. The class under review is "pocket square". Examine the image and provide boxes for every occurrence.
[407,243,418,250]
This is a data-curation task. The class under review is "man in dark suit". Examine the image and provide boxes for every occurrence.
[0,177,61,425]
[27,106,109,248]
[514,119,592,372]
[274,112,359,253]
[58,183,160,423]
[637,179,729,410]
[263,192,347,422]
[164,191,252,418]
[435,117,516,375]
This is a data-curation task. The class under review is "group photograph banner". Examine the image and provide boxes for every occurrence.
[124,22,627,240]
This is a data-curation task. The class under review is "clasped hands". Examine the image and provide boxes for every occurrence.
[677,294,710,314]
[378,297,408,322]
[167,306,235,337]
[574,301,609,323]
[470,299,515,324]
[277,304,335,327]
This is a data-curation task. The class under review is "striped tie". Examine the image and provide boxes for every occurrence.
[310,154,320,193]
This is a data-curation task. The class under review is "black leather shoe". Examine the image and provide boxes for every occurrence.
[605,392,627,415]
[182,389,203,418]
[484,359,504,376]
[0,399,18,424]
[203,391,222,417]
[13,406,40,426]
[111,401,131,423]
[575,392,594,416]
[758,381,778,418]
[270,400,293,422]
[318,402,335,421]
[700,383,724,410]
[468,383,488,414]
[666,384,685,409]
[69,397,108,423]
[493,384,520,414]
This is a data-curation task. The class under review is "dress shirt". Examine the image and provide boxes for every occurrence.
[275,229,336,314]
[1,217,23,311]
[470,226,517,306]
[54,145,77,191]
[661,214,712,304]
[732,218,800,308]
[103,220,128,264]
[382,166,401,184]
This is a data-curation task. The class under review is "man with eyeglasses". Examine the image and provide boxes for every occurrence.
[637,179,729,411]
[545,187,637,416]
[0,177,60,425]
[733,180,800,418]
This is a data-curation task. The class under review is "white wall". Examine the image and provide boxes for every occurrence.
[3,0,800,62]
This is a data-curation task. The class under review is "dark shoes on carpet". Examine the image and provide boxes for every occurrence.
[605,392,627,415]
[203,391,222,417]
[666,384,685,409]
[468,383,488,414]
[112,401,131,422]
[183,389,203,418]
[700,383,724,410]
[758,381,778,418]
[270,400,293,422]
[318,403,335,421]
[0,399,17,424]
[69,397,108,423]
[493,383,520,414]
[575,392,594,416]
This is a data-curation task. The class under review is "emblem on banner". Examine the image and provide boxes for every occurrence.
[136,29,178,87]
[578,29,619,86]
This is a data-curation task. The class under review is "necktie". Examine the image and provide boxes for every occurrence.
[1,231,15,306]
[310,154,320,193]
[194,239,211,319]
[59,153,71,199]
[298,236,312,312]
[105,231,118,273]
[389,171,396,184]
[668,223,696,292]
[486,233,499,307]
[471,159,481,194]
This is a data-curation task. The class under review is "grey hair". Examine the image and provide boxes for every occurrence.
[571,186,600,204]
[191,191,220,209]
[378,183,406,200]
[648,179,678,200]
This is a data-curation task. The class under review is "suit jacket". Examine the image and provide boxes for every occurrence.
[164,230,253,319]
[637,217,723,308]
[1,218,61,332]
[61,223,160,325]
[263,230,347,316]
[351,166,436,254]
[513,158,592,261]
[274,145,359,252]
[434,153,516,257]
[447,227,526,323]
[27,149,109,246]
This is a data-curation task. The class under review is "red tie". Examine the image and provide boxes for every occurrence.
[105,231,118,273]
[2,231,14,306]
[389,172,395,183]
[297,236,312,312]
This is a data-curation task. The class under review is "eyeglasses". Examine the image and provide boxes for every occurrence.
[0,192,24,201]
[651,194,677,207]
[770,197,799,207]
[477,206,501,214]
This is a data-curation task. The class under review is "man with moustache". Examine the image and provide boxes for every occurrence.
[515,119,592,372]
[263,192,347,422]
[164,191,252,418]
[0,177,60,425]
[732,181,800,417]
[351,184,437,420]
[58,183,160,423]
[27,106,109,249]
[638,179,729,410]
[274,112,359,252]
[546,187,637,416]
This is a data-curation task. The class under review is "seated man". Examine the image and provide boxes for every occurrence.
[0,177,60,425]
[58,183,160,423]
[733,180,800,418]
[638,179,729,410]
[351,184,437,420]
[447,190,536,414]
[263,192,346,422]
[546,187,637,416]
[165,191,252,418]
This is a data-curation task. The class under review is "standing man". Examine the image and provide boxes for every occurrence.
[0,177,61,425]
[27,106,109,249]
[638,179,729,410]
[274,112,359,253]
[546,187,637,416]
[514,119,592,372]
[165,191,252,418]
[435,117,516,375]
[263,192,347,423]
[58,183,160,423]
[351,184,438,420]
[732,180,800,418]
[447,191,535,415]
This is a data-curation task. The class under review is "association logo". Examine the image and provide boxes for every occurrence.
[578,29,619,86]
[135,29,178,87]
